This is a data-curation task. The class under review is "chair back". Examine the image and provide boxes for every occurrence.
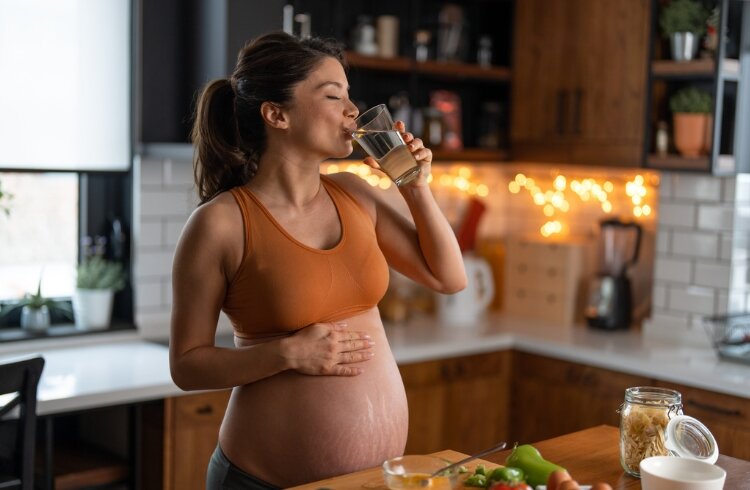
[0,355,45,490]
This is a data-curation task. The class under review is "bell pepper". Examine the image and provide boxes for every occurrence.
[504,444,565,487]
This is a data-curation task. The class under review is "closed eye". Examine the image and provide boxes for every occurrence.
[326,96,342,100]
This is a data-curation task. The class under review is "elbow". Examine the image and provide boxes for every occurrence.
[170,357,199,391]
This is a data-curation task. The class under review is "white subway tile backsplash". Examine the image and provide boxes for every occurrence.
[165,220,188,247]
[140,189,192,217]
[672,174,722,202]
[164,159,195,187]
[654,257,692,283]
[162,280,173,307]
[716,290,729,315]
[736,205,750,231]
[659,173,674,199]
[696,204,734,231]
[668,286,715,314]
[135,250,174,279]
[135,280,163,310]
[693,261,732,289]
[728,288,747,313]
[671,231,719,259]
[653,284,667,308]
[656,230,670,253]
[736,174,750,202]
[731,262,750,289]
[139,159,164,187]
[720,232,734,261]
[138,220,163,248]
[722,177,736,202]
[659,202,696,228]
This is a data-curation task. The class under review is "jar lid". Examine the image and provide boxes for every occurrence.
[664,415,719,464]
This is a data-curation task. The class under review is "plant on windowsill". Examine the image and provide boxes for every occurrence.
[670,87,713,157]
[0,278,72,333]
[74,251,126,331]
[659,0,709,62]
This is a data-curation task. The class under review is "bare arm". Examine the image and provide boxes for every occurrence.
[336,121,467,294]
[169,195,374,391]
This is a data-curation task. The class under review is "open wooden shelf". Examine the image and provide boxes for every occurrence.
[652,58,739,80]
[49,442,129,490]
[646,153,710,170]
[345,51,511,82]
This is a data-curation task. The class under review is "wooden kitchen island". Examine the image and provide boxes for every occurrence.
[291,425,750,489]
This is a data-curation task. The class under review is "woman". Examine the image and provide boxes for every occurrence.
[170,32,466,489]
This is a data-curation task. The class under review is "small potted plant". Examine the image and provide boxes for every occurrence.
[73,237,126,330]
[660,0,709,61]
[0,278,72,332]
[670,86,713,157]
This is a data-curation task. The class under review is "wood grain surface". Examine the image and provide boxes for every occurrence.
[290,425,750,489]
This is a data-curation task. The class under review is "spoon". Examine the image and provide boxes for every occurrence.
[421,441,508,486]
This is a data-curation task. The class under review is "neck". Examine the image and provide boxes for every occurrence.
[248,145,324,208]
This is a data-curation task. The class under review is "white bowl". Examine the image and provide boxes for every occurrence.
[640,456,726,490]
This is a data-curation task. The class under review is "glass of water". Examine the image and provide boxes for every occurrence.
[353,104,421,186]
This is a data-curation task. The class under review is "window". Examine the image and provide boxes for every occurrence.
[0,172,78,301]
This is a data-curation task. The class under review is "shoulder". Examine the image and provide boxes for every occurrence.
[177,190,243,259]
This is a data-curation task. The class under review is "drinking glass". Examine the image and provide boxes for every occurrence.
[353,104,421,186]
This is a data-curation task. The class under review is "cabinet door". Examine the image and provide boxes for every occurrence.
[511,0,574,161]
[399,351,511,455]
[569,0,650,166]
[163,390,231,490]
[512,0,649,166]
[652,380,750,460]
[442,351,511,455]
[510,352,652,444]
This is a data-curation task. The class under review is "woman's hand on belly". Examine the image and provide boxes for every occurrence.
[280,322,375,376]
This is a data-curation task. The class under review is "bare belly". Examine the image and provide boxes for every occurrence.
[219,308,409,487]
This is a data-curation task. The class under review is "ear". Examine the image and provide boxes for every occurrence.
[260,101,289,129]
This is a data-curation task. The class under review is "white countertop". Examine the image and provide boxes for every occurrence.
[1,313,748,415]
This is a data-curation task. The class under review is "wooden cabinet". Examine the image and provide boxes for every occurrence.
[163,390,231,490]
[653,380,750,461]
[511,0,650,166]
[399,351,511,455]
[509,352,651,444]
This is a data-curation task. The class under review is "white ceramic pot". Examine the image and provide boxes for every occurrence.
[435,253,495,327]
[73,288,114,330]
[21,305,51,332]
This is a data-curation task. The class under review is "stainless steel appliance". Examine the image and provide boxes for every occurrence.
[585,218,642,330]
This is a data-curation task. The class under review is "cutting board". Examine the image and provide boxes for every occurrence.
[288,450,500,490]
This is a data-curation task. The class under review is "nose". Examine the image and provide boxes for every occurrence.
[345,99,359,119]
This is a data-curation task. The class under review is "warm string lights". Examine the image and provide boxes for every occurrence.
[323,162,489,196]
[508,172,656,238]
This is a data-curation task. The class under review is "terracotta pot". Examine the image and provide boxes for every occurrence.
[704,114,714,154]
[673,113,710,157]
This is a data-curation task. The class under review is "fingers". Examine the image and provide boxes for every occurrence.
[331,365,364,376]
[339,338,375,351]
[362,156,381,169]
[338,350,375,364]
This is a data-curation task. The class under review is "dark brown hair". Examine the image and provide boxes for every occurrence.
[191,32,345,204]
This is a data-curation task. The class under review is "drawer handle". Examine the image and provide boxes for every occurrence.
[196,404,214,415]
[686,399,742,417]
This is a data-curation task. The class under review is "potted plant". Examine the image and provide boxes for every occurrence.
[0,278,72,332]
[670,87,713,157]
[660,0,708,61]
[74,255,126,331]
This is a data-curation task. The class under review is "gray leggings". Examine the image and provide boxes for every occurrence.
[206,445,280,490]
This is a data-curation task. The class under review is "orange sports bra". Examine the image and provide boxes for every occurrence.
[223,175,389,340]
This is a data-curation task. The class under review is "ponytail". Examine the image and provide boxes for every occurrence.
[192,79,256,205]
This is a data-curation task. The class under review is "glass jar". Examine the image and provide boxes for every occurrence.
[619,386,682,477]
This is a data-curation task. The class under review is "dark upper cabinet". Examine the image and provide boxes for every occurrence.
[510,0,651,167]
[139,0,286,143]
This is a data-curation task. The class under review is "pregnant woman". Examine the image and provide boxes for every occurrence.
[169,31,466,489]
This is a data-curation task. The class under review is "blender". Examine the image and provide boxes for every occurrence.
[585,218,642,330]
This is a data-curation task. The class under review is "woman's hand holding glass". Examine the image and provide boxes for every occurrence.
[281,322,375,376]
[362,120,431,187]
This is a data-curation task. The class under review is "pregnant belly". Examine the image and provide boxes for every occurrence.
[219,311,408,487]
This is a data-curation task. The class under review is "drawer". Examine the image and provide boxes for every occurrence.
[506,261,569,290]
[653,381,750,431]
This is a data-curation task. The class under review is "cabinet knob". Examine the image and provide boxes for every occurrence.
[196,404,214,415]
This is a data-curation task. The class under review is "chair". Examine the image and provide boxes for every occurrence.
[0,356,44,490]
